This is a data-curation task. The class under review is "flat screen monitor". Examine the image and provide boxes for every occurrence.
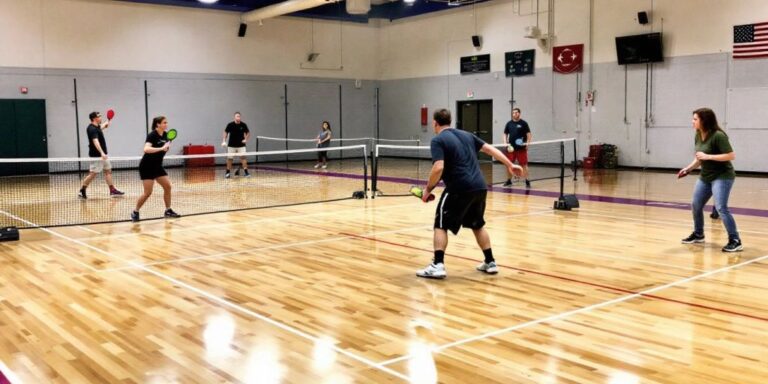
[616,32,663,65]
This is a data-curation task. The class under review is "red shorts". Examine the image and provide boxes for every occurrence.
[505,148,528,166]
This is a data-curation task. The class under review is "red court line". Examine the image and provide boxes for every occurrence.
[340,232,768,323]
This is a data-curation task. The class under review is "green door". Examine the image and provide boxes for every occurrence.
[0,100,17,176]
[0,99,49,175]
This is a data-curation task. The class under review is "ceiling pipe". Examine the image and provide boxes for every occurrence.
[242,0,334,24]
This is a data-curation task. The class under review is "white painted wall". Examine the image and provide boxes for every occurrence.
[3,0,766,80]
[0,0,380,79]
[378,0,768,79]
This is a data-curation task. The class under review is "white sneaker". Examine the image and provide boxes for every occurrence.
[476,261,498,274]
[321,164,327,169]
[314,163,321,169]
[416,263,446,279]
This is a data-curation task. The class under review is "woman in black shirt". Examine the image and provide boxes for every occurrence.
[131,116,181,222]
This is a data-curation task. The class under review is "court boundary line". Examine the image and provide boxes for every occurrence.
[551,245,707,273]
[376,250,768,366]
[0,209,410,382]
[575,209,768,237]
[39,244,100,272]
[76,225,102,235]
[53,202,711,279]
[72,201,421,242]
[345,232,768,323]
[95,208,554,272]
[0,360,22,384]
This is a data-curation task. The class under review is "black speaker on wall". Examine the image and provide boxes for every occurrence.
[637,11,649,25]
[471,35,482,48]
[238,23,248,37]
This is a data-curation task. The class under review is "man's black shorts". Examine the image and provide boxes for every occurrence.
[434,190,487,235]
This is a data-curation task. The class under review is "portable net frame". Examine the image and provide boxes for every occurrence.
[0,145,368,228]
[255,136,420,161]
[372,138,577,197]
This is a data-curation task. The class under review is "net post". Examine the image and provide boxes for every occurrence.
[572,139,578,180]
[371,145,377,199]
[363,145,369,198]
[554,139,580,211]
[255,137,259,164]
[559,140,565,200]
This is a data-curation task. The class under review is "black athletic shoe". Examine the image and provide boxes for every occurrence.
[710,210,720,220]
[502,179,513,187]
[110,188,125,197]
[164,208,181,218]
[722,239,743,252]
[525,180,531,188]
[131,211,140,222]
[681,232,705,244]
[243,170,250,177]
[225,171,231,179]
[78,187,87,199]
[235,169,240,176]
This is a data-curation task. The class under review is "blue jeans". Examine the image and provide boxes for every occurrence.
[691,178,739,240]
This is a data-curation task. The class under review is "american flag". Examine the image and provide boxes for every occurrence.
[733,22,768,59]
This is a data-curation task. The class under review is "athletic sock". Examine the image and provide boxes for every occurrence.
[434,250,445,265]
[483,248,494,263]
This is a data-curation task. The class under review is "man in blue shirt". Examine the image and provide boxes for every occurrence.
[417,109,523,279]
[503,107,532,188]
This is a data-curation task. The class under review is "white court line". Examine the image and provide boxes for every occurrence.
[76,225,102,235]
[100,234,367,272]
[0,209,410,382]
[98,209,555,273]
[81,201,421,241]
[576,209,768,237]
[39,244,100,272]
[379,251,768,367]
[552,246,707,273]
[0,360,23,384]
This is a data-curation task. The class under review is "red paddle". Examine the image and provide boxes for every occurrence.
[106,109,115,120]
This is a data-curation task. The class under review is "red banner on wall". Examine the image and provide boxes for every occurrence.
[553,44,584,74]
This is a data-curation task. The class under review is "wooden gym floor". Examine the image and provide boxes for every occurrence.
[1,169,767,383]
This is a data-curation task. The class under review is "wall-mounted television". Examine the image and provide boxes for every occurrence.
[615,32,663,65]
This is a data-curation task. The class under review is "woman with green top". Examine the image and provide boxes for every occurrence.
[678,108,742,252]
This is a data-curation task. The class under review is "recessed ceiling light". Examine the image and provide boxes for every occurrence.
[199,0,219,4]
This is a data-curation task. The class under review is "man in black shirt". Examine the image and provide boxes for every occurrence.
[502,107,533,188]
[221,112,250,178]
[416,109,522,279]
[79,111,124,198]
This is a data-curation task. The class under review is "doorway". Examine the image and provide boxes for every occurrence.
[0,99,48,175]
[456,99,493,160]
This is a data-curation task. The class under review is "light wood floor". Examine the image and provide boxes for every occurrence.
[1,169,768,383]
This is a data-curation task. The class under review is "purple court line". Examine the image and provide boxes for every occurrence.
[257,165,768,218]
[0,370,11,384]
[340,232,768,324]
